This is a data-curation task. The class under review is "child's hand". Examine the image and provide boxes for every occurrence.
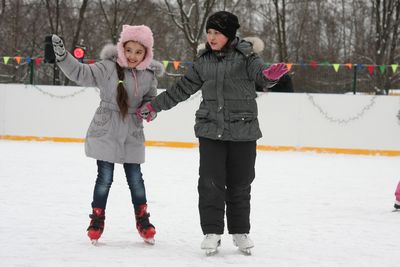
[52,34,67,62]
[262,63,288,81]
[136,102,157,122]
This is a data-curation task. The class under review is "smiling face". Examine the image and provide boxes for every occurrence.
[124,41,146,68]
[207,28,229,51]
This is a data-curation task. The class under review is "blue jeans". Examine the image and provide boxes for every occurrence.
[91,160,147,210]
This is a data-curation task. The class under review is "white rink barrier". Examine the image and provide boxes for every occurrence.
[1,83,400,156]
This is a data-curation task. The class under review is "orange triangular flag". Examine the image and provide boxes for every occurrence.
[172,60,181,70]
[14,56,21,64]
[345,63,352,69]
[286,63,293,71]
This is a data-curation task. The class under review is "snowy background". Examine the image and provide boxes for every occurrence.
[0,140,399,266]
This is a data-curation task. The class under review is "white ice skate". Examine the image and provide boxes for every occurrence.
[201,234,221,256]
[232,234,254,255]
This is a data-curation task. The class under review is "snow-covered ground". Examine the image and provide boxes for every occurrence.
[0,140,399,266]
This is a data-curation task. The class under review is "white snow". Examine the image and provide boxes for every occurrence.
[0,140,399,266]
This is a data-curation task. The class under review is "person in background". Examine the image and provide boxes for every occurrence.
[52,24,163,245]
[136,11,288,255]
[394,181,400,210]
[268,73,293,92]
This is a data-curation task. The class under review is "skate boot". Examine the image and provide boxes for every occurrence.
[394,200,400,210]
[232,234,254,255]
[201,234,221,256]
[135,204,156,244]
[87,208,105,245]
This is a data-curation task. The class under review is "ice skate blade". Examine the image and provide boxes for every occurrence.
[205,248,218,256]
[144,238,155,245]
[90,239,99,246]
[239,248,252,255]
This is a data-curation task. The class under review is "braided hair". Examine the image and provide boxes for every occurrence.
[116,63,129,119]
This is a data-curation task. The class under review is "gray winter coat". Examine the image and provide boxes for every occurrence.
[57,44,163,163]
[151,37,275,141]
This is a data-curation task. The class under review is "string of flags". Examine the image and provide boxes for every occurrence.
[1,56,398,75]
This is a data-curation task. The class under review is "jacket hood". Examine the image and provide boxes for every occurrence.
[116,25,154,70]
[100,44,164,77]
[197,36,264,56]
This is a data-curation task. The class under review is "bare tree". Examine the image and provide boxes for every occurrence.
[272,0,288,61]
[98,0,146,44]
[372,0,400,93]
[163,0,216,59]
[71,0,89,50]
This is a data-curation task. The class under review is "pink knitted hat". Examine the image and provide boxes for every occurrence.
[116,25,154,70]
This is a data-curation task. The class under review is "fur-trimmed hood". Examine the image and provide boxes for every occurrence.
[197,36,264,55]
[100,43,164,77]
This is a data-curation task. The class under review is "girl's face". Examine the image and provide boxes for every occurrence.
[124,41,146,68]
[207,29,229,51]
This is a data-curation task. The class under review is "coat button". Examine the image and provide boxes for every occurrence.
[218,134,222,138]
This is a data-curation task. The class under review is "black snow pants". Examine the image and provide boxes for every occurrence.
[198,137,256,235]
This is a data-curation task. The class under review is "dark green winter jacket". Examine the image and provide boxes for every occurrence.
[151,37,276,141]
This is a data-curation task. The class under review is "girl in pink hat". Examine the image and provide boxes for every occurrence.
[51,24,164,245]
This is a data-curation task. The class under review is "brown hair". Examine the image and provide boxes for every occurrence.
[116,63,129,119]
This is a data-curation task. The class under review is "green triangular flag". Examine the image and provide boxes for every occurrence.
[379,65,386,74]
[391,64,398,73]
[162,60,169,69]
[332,64,340,72]
[3,56,10,64]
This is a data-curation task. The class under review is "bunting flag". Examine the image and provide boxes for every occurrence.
[14,56,21,64]
[310,60,318,69]
[3,56,10,64]
[34,58,42,66]
[332,64,340,72]
[172,60,181,70]
[286,63,293,71]
[162,60,169,69]
[345,63,352,69]
[392,64,399,73]
[379,65,386,74]
[367,65,375,75]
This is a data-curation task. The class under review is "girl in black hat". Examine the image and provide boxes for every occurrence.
[137,10,288,255]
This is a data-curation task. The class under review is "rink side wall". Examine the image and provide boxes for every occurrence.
[1,84,400,156]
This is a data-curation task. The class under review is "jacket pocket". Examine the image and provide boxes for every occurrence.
[130,114,145,143]
[194,109,210,135]
[87,107,112,138]
[229,112,260,140]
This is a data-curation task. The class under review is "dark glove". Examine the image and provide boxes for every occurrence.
[52,34,67,62]
[263,63,288,81]
[136,102,157,122]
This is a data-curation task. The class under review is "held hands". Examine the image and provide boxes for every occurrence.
[262,63,289,81]
[52,34,67,62]
[136,102,157,122]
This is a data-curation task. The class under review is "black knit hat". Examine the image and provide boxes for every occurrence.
[206,11,240,40]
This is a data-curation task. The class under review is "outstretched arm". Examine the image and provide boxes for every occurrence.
[52,34,113,88]
[247,54,288,91]
[137,63,203,121]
